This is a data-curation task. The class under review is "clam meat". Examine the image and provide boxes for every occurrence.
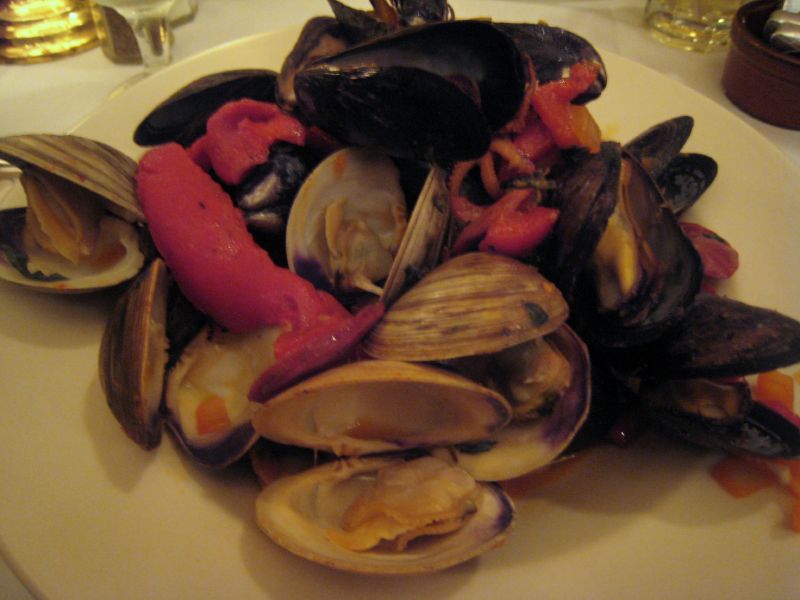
[286,148,408,296]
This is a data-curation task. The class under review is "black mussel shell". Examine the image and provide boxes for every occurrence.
[623,115,693,179]
[229,142,321,238]
[277,16,351,111]
[640,378,800,458]
[134,69,278,147]
[608,294,800,380]
[327,0,395,42]
[231,142,320,212]
[326,0,451,42]
[293,20,529,163]
[494,22,607,103]
[587,150,703,347]
[656,152,718,215]
[545,142,621,302]
[165,279,208,370]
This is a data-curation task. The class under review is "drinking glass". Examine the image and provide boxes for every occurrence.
[0,0,98,63]
[91,0,177,72]
[645,0,745,52]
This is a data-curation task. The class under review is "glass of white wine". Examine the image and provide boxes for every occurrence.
[92,0,178,73]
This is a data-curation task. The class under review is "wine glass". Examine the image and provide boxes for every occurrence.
[93,0,178,74]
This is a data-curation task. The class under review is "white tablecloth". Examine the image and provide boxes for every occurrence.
[1,1,798,597]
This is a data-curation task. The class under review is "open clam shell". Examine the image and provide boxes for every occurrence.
[432,325,591,481]
[252,359,512,456]
[255,455,514,575]
[0,134,146,292]
[165,324,284,469]
[286,147,409,296]
[286,147,450,302]
[363,252,569,361]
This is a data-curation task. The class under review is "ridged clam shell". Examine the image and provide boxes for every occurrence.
[380,165,450,306]
[0,134,143,222]
[99,258,169,450]
[364,252,569,361]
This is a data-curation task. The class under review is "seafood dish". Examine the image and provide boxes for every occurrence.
[1,0,799,593]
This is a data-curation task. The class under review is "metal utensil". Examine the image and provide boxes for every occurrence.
[764,0,800,53]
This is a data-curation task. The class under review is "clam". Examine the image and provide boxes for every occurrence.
[252,359,512,456]
[363,252,569,361]
[250,357,516,573]
[99,258,170,450]
[164,323,285,468]
[286,147,450,303]
[98,253,285,467]
[432,325,591,481]
[0,134,146,293]
[255,455,514,575]
[286,148,409,296]
[357,252,590,480]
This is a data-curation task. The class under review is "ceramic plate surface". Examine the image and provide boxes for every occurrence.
[2,19,800,600]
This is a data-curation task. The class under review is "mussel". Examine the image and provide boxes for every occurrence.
[547,141,704,347]
[602,293,800,459]
[134,69,279,147]
[0,134,146,293]
[622,116,718,215]
[494,22,607,102]
[292,20,530,163]
[640,377,800,459]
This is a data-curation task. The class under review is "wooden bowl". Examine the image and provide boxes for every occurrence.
[722,0,800,129]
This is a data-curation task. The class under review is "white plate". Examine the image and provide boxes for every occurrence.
[2,22,800,600]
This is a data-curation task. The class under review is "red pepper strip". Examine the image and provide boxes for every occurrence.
[479,204,559,256]
[532,62,602,152]
[188,98,307,185]
[679,222,739,280]
[138,143,345,333]
[452,189,530,254]
[451,189,558,257]
[249,302,385,402]
[512,115,557,164]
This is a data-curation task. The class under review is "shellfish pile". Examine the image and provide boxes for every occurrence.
[2,0,799,577]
